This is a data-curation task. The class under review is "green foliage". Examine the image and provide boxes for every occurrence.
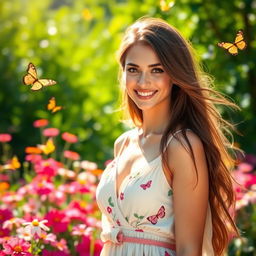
[0,0,255,163]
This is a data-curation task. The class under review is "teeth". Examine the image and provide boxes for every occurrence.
[137,91,155,96]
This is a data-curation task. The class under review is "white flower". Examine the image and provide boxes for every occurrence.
[23,219,50,236]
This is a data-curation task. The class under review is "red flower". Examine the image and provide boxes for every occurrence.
[33,119,49,128]
[64,150,80,161]
[43,128,59,137]
[0,133,12,143]
[61,132,78,143]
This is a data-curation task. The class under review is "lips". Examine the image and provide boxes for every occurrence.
[135,90,157,99]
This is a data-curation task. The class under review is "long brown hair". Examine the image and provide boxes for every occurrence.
[116,17,241,255]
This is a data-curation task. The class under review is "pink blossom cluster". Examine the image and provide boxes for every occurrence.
[0,119,104,255]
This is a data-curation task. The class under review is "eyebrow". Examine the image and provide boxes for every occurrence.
[126,62,162,68]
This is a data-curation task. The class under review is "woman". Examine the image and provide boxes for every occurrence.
[96,17,240,256]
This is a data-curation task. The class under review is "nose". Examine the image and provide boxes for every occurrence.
[137,72,150,87]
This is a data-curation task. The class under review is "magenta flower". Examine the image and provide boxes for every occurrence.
[0,133,12,143]
[0,208,13,225]
[33,180,54,196]
[61,132,78,143]
[43,128,60,137]
[34,158,59,178]
[2,237,31,256]
[0,227,10,237]
[42,249,70,256]
[44,209,69,233]
[75,235,90,255]
[33,119,49,128]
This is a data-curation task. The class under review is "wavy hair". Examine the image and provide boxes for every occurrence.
[116,17,241,255]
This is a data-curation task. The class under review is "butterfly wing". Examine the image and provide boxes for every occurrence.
[47,97,62,113]
[23,63,38,85]
[30,81,43,91]
[38,79,57,87]
[47,97,56,111]
[147,215,158,225]
[235,30,246,50]
[218,42,238,55]
[156,205,165,219]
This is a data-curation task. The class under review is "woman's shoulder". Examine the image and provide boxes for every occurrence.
[114,128,137,157]
[167,129,207,174]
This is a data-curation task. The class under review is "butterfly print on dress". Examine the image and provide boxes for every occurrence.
[140,180,152,190]
[147,205,165,225]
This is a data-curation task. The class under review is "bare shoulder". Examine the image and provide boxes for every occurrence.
[167,129,208,185]
[113,129,134,157]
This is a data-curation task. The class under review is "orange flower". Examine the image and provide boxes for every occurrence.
[64,150,80,161]
[0,182,9,192]
[33,119,49,128]
[89,169,104,176]
[25,147,42,154]
[0,133,12,143]
[62,132,78,143]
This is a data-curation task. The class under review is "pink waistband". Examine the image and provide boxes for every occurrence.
[105,231,176,251]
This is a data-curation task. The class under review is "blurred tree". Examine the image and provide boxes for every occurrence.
[0,0,255,166]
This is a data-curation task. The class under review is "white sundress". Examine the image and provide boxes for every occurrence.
[96,128,214,256]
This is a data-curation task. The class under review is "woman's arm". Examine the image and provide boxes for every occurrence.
[167,130,209,256]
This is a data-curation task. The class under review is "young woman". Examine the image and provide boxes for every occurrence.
[96,17,240,256]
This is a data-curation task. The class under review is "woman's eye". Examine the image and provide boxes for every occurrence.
[127,67,137,73]
[152,68,164,73]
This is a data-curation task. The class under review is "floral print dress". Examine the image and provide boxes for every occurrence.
[96,129,214,256]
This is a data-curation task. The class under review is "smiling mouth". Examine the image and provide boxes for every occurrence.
[135,90,158,99]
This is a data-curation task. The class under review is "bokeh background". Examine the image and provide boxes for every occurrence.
[0,0,256,255]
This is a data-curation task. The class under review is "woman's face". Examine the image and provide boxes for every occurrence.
[123,43,172,112]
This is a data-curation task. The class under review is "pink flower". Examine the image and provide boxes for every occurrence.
[64,150,80,161]
[33,180,54,195]
[75,235,90,255]
[237,162,253,173]
[120,192,124,200]
[0,133,12,143]
[43,128,59,137]
[44,209,69,233]
[72,224,92,236]
[2,237,31,256]
[0,227,10,237]
[33,119,49,128]
[61,132,78,143]
[107,207,112,214]
[42,249,70,256]
[25,154,42,163]
[52,238,69,253]
[34,158,59,178]
[0,208,13,225]
[3,218,25,230]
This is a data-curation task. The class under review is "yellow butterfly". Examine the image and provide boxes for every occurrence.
[160,0,175,12]
[218,30,246,55]
[37,138,55,155]
[23,63,57,91]
[47,97,63,113]
[3,156,21,170]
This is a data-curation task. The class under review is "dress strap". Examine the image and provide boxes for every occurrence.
[164,128,192,151]
[116,130,131,158]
